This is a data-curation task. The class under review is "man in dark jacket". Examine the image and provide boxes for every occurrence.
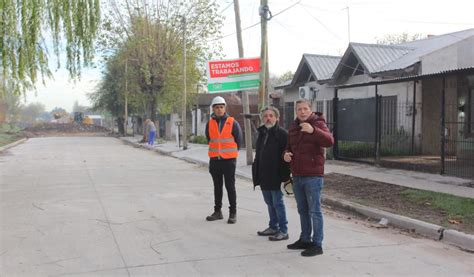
[283,99,334,257]
[205,96,242,224]
[252,106,291,241]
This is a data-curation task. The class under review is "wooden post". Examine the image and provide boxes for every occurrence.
[440,77,446,174]
[124,59,128,136]
[182,17,188,150]
[333,89,339,159]
[374,85,380,165]
[234,0,253,165]
[258,0,269,109]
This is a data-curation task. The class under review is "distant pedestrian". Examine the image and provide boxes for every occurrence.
[283,99,334,257]
[145,119,156,145]
[252,106,291,241]
[205,96,242,224]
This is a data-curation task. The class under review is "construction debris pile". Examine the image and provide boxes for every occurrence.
[22,123,110,137]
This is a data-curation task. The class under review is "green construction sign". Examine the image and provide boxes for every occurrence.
[207,79,260,92]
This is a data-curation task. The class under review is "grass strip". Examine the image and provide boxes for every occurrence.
[401,189,474,227]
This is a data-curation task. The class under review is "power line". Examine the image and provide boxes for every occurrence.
[298,4,344,41]
[385,19,474,26]
[219,2,234,14]
[208,1,301,42]
[298,2,342,13]
[271,0,301,18]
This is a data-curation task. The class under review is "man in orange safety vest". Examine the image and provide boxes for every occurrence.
[205,96,242,224]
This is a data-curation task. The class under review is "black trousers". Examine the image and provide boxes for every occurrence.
[209,159,237,214]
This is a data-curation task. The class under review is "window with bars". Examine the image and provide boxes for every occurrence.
[314,100,333,123]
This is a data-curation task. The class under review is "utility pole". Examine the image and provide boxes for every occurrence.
[233,0,253,165]
[345,6,350,44]
[259,0,270,108]
[182,16,188,150]
[124,58,128,136]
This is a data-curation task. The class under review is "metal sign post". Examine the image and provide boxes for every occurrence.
[175,120,182,148]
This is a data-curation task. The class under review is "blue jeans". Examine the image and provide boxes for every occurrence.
[262,189,288,234]
[148,131,156,145]
[293,176,324,247]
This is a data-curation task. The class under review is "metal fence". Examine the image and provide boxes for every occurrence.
[330,92,473,179]
[443,84,474,179]
[327,72,474,180]
[278,95,473,180]
[332,96,427,168]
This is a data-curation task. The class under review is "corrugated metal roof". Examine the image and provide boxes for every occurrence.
[333,66,474,89]
[350,43,413,73]
[274,79,292,89]
[275,54,341,89]
[303,54,341,80]
[332,28,474,80]
[377,28,474,73]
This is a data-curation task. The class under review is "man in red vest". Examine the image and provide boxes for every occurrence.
[205,96,242,224]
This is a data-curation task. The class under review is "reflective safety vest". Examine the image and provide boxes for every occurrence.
[208,117,239,159]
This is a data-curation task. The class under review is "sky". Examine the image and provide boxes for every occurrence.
[25,0,474,111]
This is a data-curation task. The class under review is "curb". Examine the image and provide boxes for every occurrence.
[322,197,444,240]
[120,138,175,157]
[322,197,473,252]
[0,138,27,152]
[443,229,474,252]
[119,137,474,252]
[180,156,208,168]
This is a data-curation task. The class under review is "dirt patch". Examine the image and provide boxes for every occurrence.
[323,173,474,234]
[22,123,110,138]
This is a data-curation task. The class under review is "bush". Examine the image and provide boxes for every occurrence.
[380,128,413,156]
[337,141,375,158]
[0,123,22,134]
[191,135,208,145]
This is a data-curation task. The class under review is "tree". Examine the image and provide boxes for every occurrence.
[51,107,68,115]
[89,53,135,135]
[269,71,293,91]
[376,33,425,45]
[39,111,53,122]
[99,0,223,121]
[0,80,21,122]
[20,102,46,123]
[72,101,89,113]
[0,0,101,93]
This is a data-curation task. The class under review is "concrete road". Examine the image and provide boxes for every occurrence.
[1,137,473,276]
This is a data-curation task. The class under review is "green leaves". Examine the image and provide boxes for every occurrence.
[0,0,101,94]
[92,0,223,118]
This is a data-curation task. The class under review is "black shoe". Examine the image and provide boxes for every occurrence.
[301,245,323,257]
[287,239,312,250]
[227,213,236,224]
[206,211,223,221]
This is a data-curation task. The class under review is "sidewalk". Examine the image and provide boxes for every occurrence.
[120,136,474,251]
[122,136,474,198]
